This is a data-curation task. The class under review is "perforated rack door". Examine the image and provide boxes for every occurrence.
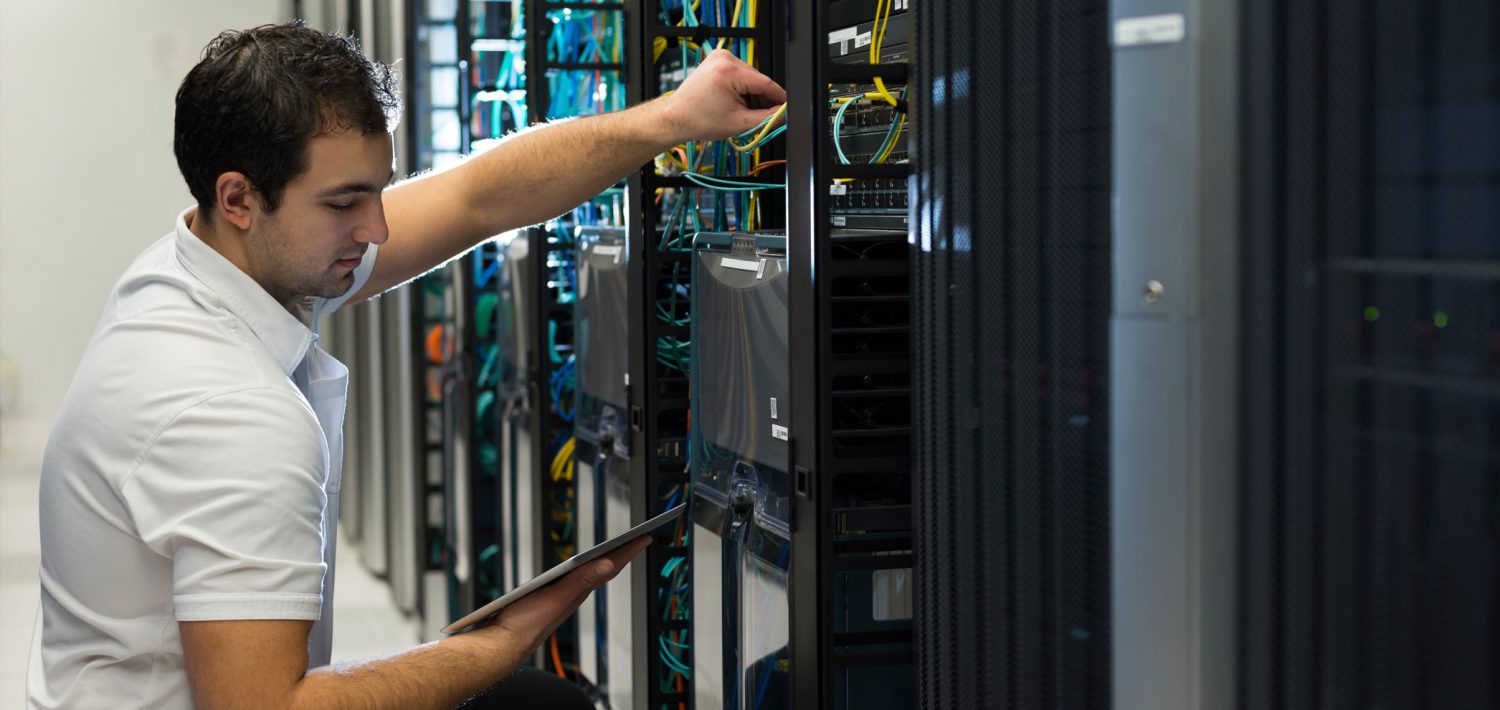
[1240,1,1500,706]
[912,0,1113,707]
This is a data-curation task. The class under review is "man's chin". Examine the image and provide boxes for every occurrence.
[315,272,356,300]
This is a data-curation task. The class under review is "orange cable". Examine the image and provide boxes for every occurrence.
[550,634,567,679]
[425,324,446,364]
[748,160,786,175]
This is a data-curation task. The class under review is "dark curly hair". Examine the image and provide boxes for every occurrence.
[174,22,400,215]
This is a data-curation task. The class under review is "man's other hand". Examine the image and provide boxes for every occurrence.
[658,48,787,143]
[485,535,653,651]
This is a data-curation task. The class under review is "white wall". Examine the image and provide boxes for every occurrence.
[0,0,285,424]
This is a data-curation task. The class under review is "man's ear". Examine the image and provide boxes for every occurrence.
[214,172,260,231]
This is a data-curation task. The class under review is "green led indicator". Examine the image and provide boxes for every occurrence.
[1434,311,1449,328]
[1363,306,1380,322]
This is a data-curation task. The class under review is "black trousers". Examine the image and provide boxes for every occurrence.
[456,666,594,710]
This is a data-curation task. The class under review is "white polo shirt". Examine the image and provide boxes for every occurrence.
[26,208,378,709]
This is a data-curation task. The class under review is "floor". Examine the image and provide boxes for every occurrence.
[0,412,419,706]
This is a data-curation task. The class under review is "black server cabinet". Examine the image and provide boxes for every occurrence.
[787,0,917,707]
[625,3,787,708]
[1239,1,1500,707]
[912,0,1114,707]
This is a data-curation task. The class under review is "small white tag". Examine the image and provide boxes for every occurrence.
[832,215,847,226]
[828,27,858,44]
[756,259,766,279]
[770,397,778,420]
[830,183,848,195]
[1114,14,1186,47]
[772,424,789,441]
[839,40,849,56]
[721,256,760,272]
[854,32,872,49]
[594,244,621,257]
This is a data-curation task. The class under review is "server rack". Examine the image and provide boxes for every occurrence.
[407,0,470,638]
[911,0,1115,707]
[575,224,634,704]
[461,0,525,625]
[506,0,629,684]
[689,231,794,710]
[1238,1,1500,707]
[625,3,787,708]
[499,231,540,597]
[785,1,916,707]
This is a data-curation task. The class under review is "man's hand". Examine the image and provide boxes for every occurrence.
[483,535,653,651]
[656,48,788,143]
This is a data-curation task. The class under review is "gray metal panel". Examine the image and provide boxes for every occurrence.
[1110,317,1193,707]
[360,298,390,576]
[1111,9,1199,318]
[384,285,421,613]
[341,305,365,542]
[1110,0,1239,708]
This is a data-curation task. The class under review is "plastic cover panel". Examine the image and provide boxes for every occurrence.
[1240,1,1500,707]
[691,248,792,533]
[913,0,1113,707]
[577,231,630,440]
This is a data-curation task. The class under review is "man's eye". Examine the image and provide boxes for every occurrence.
[328,202,354,212]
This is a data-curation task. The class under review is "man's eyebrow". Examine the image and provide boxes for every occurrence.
[318,183,379,198]
[319,170,396,198]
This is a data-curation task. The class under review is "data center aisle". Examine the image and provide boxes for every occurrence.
[0,413,47,708]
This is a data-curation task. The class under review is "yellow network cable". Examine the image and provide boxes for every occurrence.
[729,103,787,152]
[716,0,744,50]
[869,0,899,106]
[873,113,906,163]
[748,0,758,65]
[550,436,575,482]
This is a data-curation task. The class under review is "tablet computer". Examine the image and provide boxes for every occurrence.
[441,503,687,633]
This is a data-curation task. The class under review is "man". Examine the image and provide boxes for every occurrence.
[27,23,784,709]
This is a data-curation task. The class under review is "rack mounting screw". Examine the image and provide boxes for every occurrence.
[1144,280,1165,304]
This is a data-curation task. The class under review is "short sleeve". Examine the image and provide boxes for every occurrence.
[313,242,380,320]
[121,388,330,622]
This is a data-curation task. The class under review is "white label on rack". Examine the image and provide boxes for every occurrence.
[832,215,848,226]
[828,27,859,44]
[770,397,779,420]
[839,40,850,56]
[756,259,767,279]
[830,183,848,195]
[854,31,872,49]
[772,424,789,441]
[720,256,760,272]
[1114,14,1186,47]
[593,244,621,263]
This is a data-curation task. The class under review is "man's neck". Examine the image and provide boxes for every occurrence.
[187,208,312,323]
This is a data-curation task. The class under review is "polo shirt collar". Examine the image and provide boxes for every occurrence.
[173,207,314,376]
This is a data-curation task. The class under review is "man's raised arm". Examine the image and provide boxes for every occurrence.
[354,49,785,302]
